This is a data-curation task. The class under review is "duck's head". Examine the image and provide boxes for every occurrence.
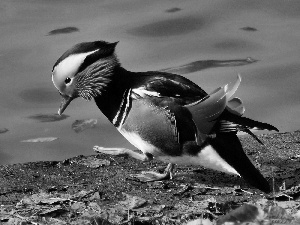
[52,41,119,115]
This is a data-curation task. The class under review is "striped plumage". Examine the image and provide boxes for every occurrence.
[51,41,278,193]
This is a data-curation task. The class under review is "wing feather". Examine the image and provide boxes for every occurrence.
[133,72,207,102]
[184,76,241,138]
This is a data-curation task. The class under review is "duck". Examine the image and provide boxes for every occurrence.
[51,41,278,193]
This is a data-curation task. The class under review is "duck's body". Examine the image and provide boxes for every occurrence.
[52,41,278,193]
[95,68,204,153]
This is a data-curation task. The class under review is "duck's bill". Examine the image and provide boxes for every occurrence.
[58,94,74,115]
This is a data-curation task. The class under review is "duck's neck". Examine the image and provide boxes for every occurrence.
[94,66,133,123]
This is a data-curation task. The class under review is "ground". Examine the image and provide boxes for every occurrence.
[1,131,300,224]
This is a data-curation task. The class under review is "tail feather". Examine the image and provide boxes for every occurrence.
[216,111,278,145]
[221,110,279,132]
[209,132,270,193]
[227,97,245,116]
[243,128,264,145]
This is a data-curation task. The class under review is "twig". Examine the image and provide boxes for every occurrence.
[239,189,253,195]
[272,167,276,204]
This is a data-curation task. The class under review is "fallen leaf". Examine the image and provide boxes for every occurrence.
[21,137,58,142]
[90,217,112,225]
[88,202,102,213]
[119,193,147,210]
[72,190,91,199]
[69,218,91,225]
[72,119,97,133]
[71,190,100,201]
[293,210,300,220]
[78,157,110,168]
[275,201,300,211]
[81,203,103,218]
[185,218,214,225]
[84,207,124,224]
[254,198,269,208]
[217,204,263,225]
[6,218,27,225]
[17,192,70,207]
[0,208,9,222]
[234,187,253,195]
[268,193,293,201]
[266,206,290,219]
[175,201,209,215]
[38,205,67,217]
[173,184,193,196]
[71,202,86,211]
[39,217,68,225]
[149,204,166,212]
[40,197,70,205]
[282,184,300,199]
[89,192,101,201]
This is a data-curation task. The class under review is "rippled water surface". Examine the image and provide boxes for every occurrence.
[1,0,300,164]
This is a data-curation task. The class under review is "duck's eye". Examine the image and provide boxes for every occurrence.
[65,77,71,84]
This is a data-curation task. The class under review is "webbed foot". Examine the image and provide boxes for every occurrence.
[94,146,175,182]
[131,163,175,182]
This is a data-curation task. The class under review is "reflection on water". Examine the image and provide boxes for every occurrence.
[161,58,258,74]
[240,27,258,32]
[1,0,300,165]
[127,15,207,37]
[165,8,182,13]
[0,128,9,134]
[47,27,79,36]
[28,114,69,123]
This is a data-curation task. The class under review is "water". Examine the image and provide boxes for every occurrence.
[1,0,300,165]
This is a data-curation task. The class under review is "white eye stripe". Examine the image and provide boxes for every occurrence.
[54,50,98,79]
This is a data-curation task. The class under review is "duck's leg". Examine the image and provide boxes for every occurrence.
[93,146,174,181]
[93,146,150,161]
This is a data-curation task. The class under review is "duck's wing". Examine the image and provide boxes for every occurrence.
[132,71,208,103]
[130,72,208,146]
[183,75,241,142]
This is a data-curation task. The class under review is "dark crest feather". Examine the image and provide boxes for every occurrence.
[78,42,118,73]
[52,41,118,72]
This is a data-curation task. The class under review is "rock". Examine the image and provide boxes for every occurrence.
[217,204,263,225]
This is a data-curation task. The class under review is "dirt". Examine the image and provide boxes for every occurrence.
[1,130,300,224]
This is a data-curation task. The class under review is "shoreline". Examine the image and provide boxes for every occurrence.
[1,130,300,224]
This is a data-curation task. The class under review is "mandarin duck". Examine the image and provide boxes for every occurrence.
[52,41,278,193]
